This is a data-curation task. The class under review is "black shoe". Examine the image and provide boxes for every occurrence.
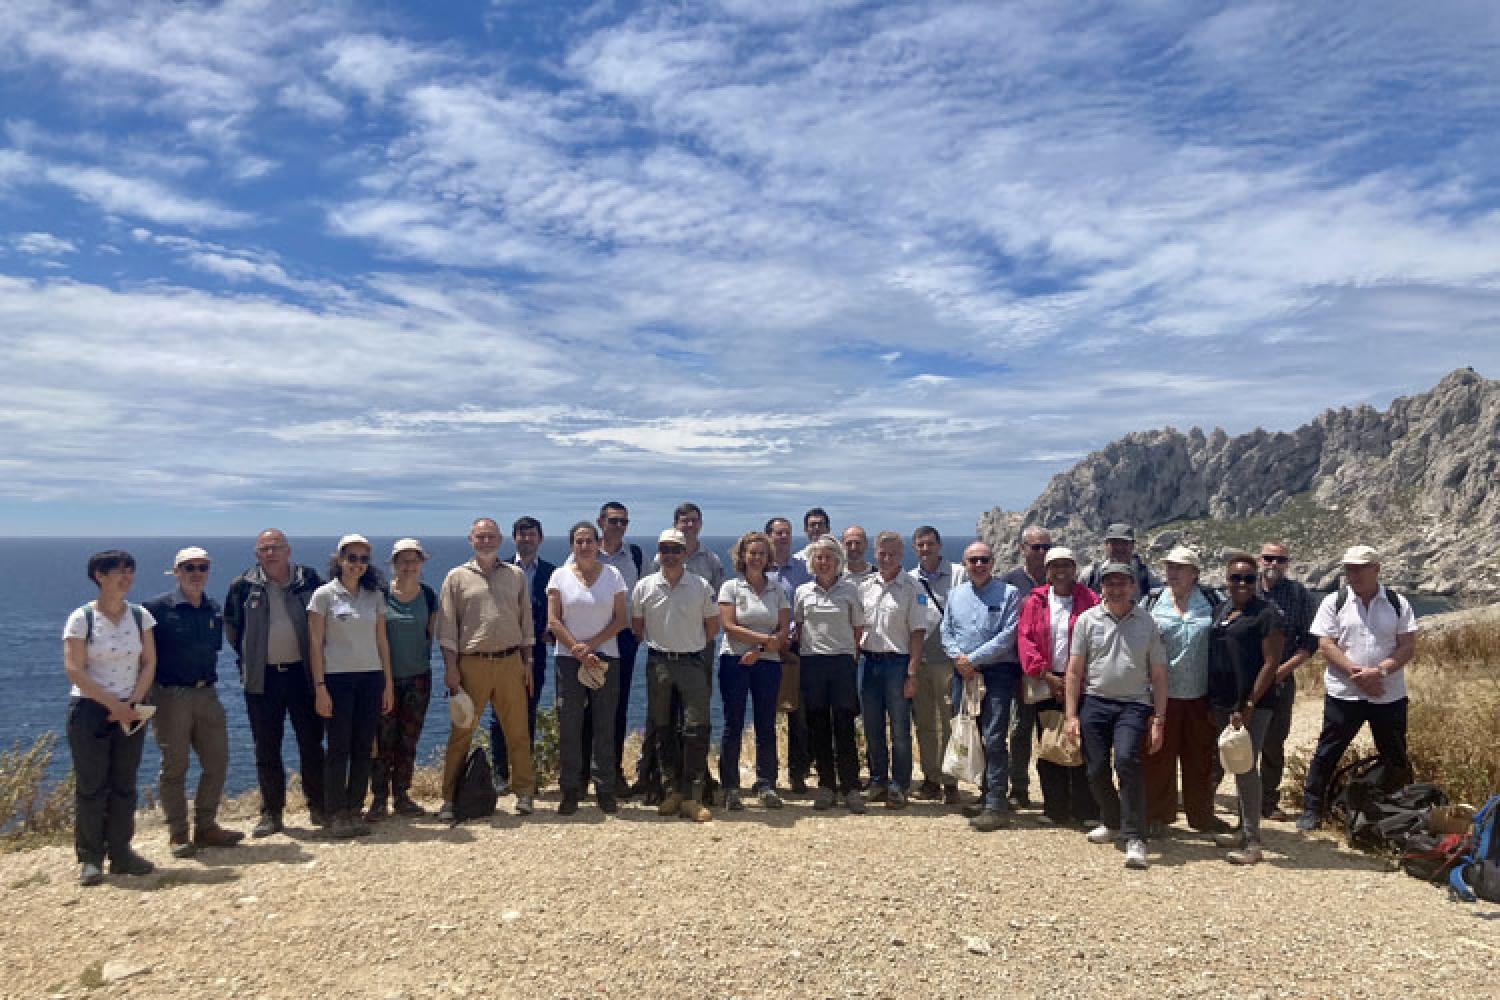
[961,804,984,819]
[251,812,283,838]
[109,852,155,876]
[970,810,1011,833]
[79,862,104,886]
[392,793,425,817]
[911,780,943,801]
[614,772,634,800]
[942,785,961,805]
[789,775,809,795]
[1007,792,1032,811]
[559,792,580,816]
[1191,816,1234,835]
[597,792,619,814]
[642,786,663,807]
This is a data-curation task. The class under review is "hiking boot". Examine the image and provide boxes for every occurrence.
[363,799,389,823]
[393,792,425,817]
[437,801,455,822]
[659,793,684,818]
[911,780,942,801]
[961,804,985,819]
[558,792,579,816]
[79,862,104,887]
[863,784,888,804]
[886,787,908,810]
[942,785,961,805]
[514,795,534,816]
[970,809,1010,833]
[1214,832,1245,849]
[169,832,196,859]
[1227,845,1265,865]
[680,799,712,822]
[194,824,244,848]
[1124,839,1149,870]
[845,790,867,815]
[1086,824,1119,844]
[109,852,155,876]
[759,787,784,810]
[725,789,744,811]
[251,812,283,838]
[1296,811,1319,833]
[812,787,835,811]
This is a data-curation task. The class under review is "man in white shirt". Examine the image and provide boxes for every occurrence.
[858,532,926,808]
[1297,545,1418,832]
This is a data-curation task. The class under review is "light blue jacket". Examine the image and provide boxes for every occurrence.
[940,578,1021,666]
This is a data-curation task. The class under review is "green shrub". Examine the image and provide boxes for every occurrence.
[1,732,75,851]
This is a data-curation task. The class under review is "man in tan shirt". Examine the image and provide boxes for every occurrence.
[437,517,536,819]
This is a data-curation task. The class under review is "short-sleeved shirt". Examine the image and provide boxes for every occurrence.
[1149,588,1215,700]
[632,571,717,653]
[1070,604,1165,706]
[63,602,158,700]
[308,580,384,674]
[794,577,866,656]
[858,572,927,655]
[1047,590,1075,675]
[1209,597,1283,711]
[384,586,435,680]
[1310,587,1418,704]
[843,565,876,588]
[143,588,223,686]
[911,562,963,665]
[652,547,725,593]
[549,564,627,658]
[718,576,789,660]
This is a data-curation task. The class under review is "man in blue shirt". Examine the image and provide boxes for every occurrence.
[941,541,1022,832]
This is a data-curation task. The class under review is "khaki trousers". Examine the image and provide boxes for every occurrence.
[444,652,534,799]
[912,654,955,785]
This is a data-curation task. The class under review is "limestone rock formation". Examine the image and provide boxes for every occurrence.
[977,368,1499,598]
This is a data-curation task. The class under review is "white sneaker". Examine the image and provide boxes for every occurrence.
[1086,823,1118,844]
[1124,838,1149,869]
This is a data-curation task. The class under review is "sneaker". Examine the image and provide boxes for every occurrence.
[169,833,196,859]
[1227,845,1264,865]
[1124,839,1149,870]
[194,824,244,848]
[363,800,389,823]
[970,809,1010,832]
[437,801,455,822]
[251,812,283,838]
[759,787,784,810]
[1086,824,1119,844]
[392,792,425,817]
[514,794,534,816]
[109,852,155,876]
[1296,811,1319,833]
[863,784,888,803]
[558,792,579,816]
[886,787,908,810]
[659,792,684,818]
[911,780,942,801]
[725,789,744,812]
[1214,832,1245,849]
[680,799,712,822]
[812,787,835,811]
[79,862,104,887]
[942,785,961,805]
[845,790,867,814]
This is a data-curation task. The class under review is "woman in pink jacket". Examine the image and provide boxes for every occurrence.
[1017,547,1101,827]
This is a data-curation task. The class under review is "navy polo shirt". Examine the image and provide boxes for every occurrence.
[144,588,225,686]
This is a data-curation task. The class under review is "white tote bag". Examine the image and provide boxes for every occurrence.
[1218,721,1254,775]
[942,676,987,786]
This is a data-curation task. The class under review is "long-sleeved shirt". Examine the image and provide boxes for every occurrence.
[437,559,533,655]
[940,577,1021,666]
[1258,575,1319,658]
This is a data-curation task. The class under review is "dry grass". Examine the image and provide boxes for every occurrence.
[0,732,75,852]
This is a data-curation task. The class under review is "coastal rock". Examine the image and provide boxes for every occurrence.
[978,369,1500,598]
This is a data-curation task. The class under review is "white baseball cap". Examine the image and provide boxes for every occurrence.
[391,538,429,560]
[336,533,371,552]
[1043,546,1077,567]
[1341,545,1380,566]
[168,546,211,574]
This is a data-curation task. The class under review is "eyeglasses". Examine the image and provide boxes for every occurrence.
[343,553,371,564]
[605,517,629,526]
[1227,573,1257,585]
[966,555,993,565]
[1260,554,1288,564]
[1027,543,1052,552]
[178,563,210,573]
[255,544,287,553]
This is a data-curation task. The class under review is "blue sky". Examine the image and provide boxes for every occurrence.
[1,1,1498,540]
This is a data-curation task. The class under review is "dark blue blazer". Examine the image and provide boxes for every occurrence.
[516,557,556,656]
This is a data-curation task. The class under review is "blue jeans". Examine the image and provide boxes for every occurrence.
[860,652,913,792]
[718,653,782,791]
[1079,695,1152,839]
[951,662,1020,812]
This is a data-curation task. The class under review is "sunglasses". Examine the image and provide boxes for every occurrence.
[1260,554,1288,564]
[1227,573,1257,585]
[178,562,211,573]
[966,555,993,565]
[605,516,629,526]
[1027,543,1052,552]
[343,553,371,564]
[659,545,686,554]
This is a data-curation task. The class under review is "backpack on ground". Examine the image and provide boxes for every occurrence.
[451,744,498,824]
[1401,831,1472,883]
[1448,794,1500,903]
[1329,754,1423,850]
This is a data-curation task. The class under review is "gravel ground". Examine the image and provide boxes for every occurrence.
[6,693,1497,1000]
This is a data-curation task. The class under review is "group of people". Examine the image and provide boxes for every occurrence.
[61,506,1418,885]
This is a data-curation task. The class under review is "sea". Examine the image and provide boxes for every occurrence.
[1,536,1455,795]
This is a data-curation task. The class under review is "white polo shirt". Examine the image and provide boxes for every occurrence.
[794,577,866,656]
[1310,587,1417,704]
[858,571,927,655]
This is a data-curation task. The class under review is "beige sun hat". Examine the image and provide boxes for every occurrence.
[448,689,476,729]
[1163,545,1202,569]
[390,537,428,560]
[1340,544,1380,565]
[1043,546,1077,567]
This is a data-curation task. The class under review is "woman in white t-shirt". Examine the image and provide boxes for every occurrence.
[62,549,158,886]
[307,534,393,839]
[717,531,791,811]
[1016,548,1100,828]
[547,521,628,817]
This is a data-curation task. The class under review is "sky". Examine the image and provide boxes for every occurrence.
[1,0,1498,540]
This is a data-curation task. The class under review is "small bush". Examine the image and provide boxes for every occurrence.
[1,732,75,850]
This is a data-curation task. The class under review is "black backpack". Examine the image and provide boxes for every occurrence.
[1346,782,1448,852]
[451,744,498,824]
[1328,754,1420,848]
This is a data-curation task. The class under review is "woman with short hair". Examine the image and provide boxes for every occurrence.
[718,531,792,810]
[794,536,867,813]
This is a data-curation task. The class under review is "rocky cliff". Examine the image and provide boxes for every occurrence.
[978,368,1499,597]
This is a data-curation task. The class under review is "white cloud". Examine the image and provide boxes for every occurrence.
[43,164,252,227]
[13,232,76,256]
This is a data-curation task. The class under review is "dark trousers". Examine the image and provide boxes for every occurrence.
[801,653,860,794]
[1033,697,1098,824]
[67,697,145,865]
[1302,695,1410,815]
[1142,695,1217,828]
[580,629,639,792]
[323,671,383,815]
[718,653,783,791]
[786,705,811,781]
[647,650,712,798]
[1260,675,1297,815]
[1009,695,1037,799]
[371,673,431,799]
[1080,695,1152,839]
[490,639,547,783]
[244,660,325,818]
[557,656,619,797]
